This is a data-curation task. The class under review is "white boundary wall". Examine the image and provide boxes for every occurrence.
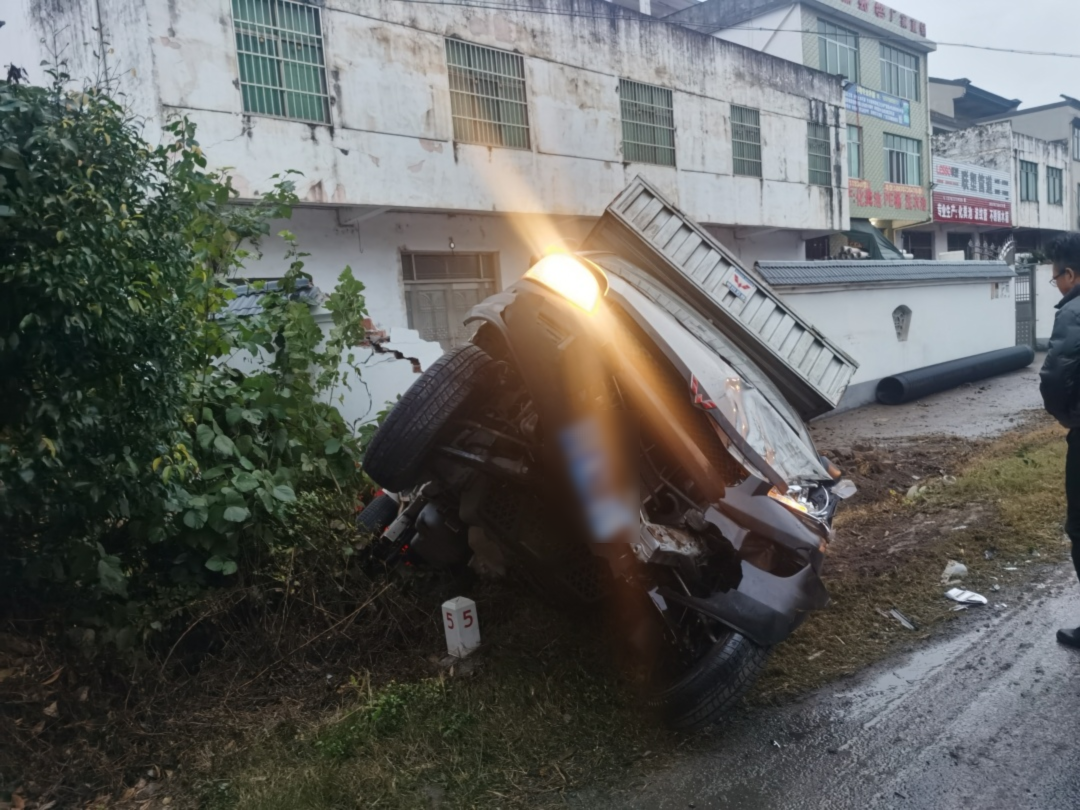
[775,279,1017,411]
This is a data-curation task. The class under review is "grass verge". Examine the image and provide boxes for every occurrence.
[754,419,1072,702]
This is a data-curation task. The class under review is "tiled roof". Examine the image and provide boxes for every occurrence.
[755,260,1015,287]
[219,278,323,318]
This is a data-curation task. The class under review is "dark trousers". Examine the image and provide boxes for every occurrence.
[1066,431,1080,584]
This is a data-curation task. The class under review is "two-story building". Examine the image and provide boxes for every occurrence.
[5,0,853,419]
[903,80,1071,260]
[663,0,935,257]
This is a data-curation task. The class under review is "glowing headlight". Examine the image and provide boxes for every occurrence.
[768,487,809,514]
[524,254,605,313]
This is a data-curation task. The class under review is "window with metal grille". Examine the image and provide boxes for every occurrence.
[232,0,330,123]
[446,40,530,150]
[818,20,859,83]
[402,252,499,350]
[619,79,676,167]
[731,105,761,177]
[1020,160,1039,201]
[847,125,863,179]
[1074,128,1080,161]
[807,123,832,186]
[880,44,919,101]
[885,133,922,186]
[1048,166,1064,205]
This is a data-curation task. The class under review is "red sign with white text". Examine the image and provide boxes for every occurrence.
[931,158,1012,227]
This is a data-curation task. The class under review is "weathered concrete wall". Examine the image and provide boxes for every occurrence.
[932,122,1070,233]
[7,0,848,232]
[1013,132,1071,232]
[779,279,1016,409]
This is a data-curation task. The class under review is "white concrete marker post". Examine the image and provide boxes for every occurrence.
[442,596,481,658]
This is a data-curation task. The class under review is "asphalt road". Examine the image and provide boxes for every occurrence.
[574,570,1080,810]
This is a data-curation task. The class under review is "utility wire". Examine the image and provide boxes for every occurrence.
[390,0,1080,59]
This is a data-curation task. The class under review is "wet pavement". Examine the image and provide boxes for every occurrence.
[811,357,1045,445]
[574,571,1080,810]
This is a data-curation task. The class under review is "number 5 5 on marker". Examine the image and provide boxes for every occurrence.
[442,596,481,658]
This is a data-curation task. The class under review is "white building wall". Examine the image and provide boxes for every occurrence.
[1035,263,1058,349]
[5,0,848,232]
[712,5,805,63]
[1013,133,1071,232]
[778,280,1016,409]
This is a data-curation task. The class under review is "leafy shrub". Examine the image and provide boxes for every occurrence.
[0,74,372,639]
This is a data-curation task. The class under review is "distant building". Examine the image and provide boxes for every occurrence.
[907,80,1071,260]
[663,0,936,257]
[928,78,1020,135]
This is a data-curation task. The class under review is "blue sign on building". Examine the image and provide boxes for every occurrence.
[844,85,911,127]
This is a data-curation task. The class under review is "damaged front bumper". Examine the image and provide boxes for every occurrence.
[652,474,832,648]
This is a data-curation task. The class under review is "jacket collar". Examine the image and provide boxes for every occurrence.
[1056,284,1080,309]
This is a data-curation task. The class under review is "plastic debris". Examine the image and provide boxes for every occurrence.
[991,584,1001,592]
[984,549,996,560]
[890,608,917,630]
[945,588,988,605]
[771,740,782,749]
[1004,566,1019,571]
[876,607,917,630]
[952,604,969,612]
[941,560,969,584]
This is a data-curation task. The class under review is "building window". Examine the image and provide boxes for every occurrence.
[818,20,859,83]
[731,105,762,177]
[1074,127,1080,161]
[885,133,922,186]
[892,305,912,342]
[402,252,499,350]
[232,0,331,123]
[808,123,832,186]
[902,230,933,259]
[1048,166,1064,205]
[805,235,831,260]
[847,125,863,179]
[880,44,920,101]
[446,40,530,149]
[619,79,676,166]
[1020,160,1039,201]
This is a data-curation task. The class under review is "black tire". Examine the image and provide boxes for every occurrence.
[651,631,770,731]
[362,344,496,492]
[356,493,399,536]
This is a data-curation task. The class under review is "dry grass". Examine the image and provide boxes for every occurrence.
[753,419,1072,702]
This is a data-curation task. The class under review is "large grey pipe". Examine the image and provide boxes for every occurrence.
[876,346,1036,406]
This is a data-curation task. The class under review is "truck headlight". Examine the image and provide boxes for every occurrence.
[524,254,606,313]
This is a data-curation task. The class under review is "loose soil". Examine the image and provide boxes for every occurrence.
[1,416,1072,810]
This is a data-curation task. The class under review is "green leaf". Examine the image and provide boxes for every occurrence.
[97,558,128,597]
[213,433,236,456]
[324,438,341,455]
[205,555,225,572]
[183,509,207,529]
[196,423,215,449]
[223,505,250,522]
[221,560,238,576]
[233,472,259,492]
[202,466,227,480]
[271,485,296,503]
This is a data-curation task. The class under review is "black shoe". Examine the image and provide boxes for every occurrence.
[1056,627,1080,648]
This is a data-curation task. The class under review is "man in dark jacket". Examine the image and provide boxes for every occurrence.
[1040,232,1080,647]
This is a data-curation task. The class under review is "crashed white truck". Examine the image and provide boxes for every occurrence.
[360,178,858,730]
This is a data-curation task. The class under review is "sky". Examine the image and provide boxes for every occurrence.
[896,0,1080,108]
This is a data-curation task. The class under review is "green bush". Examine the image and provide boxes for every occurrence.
[0,74,370,640]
